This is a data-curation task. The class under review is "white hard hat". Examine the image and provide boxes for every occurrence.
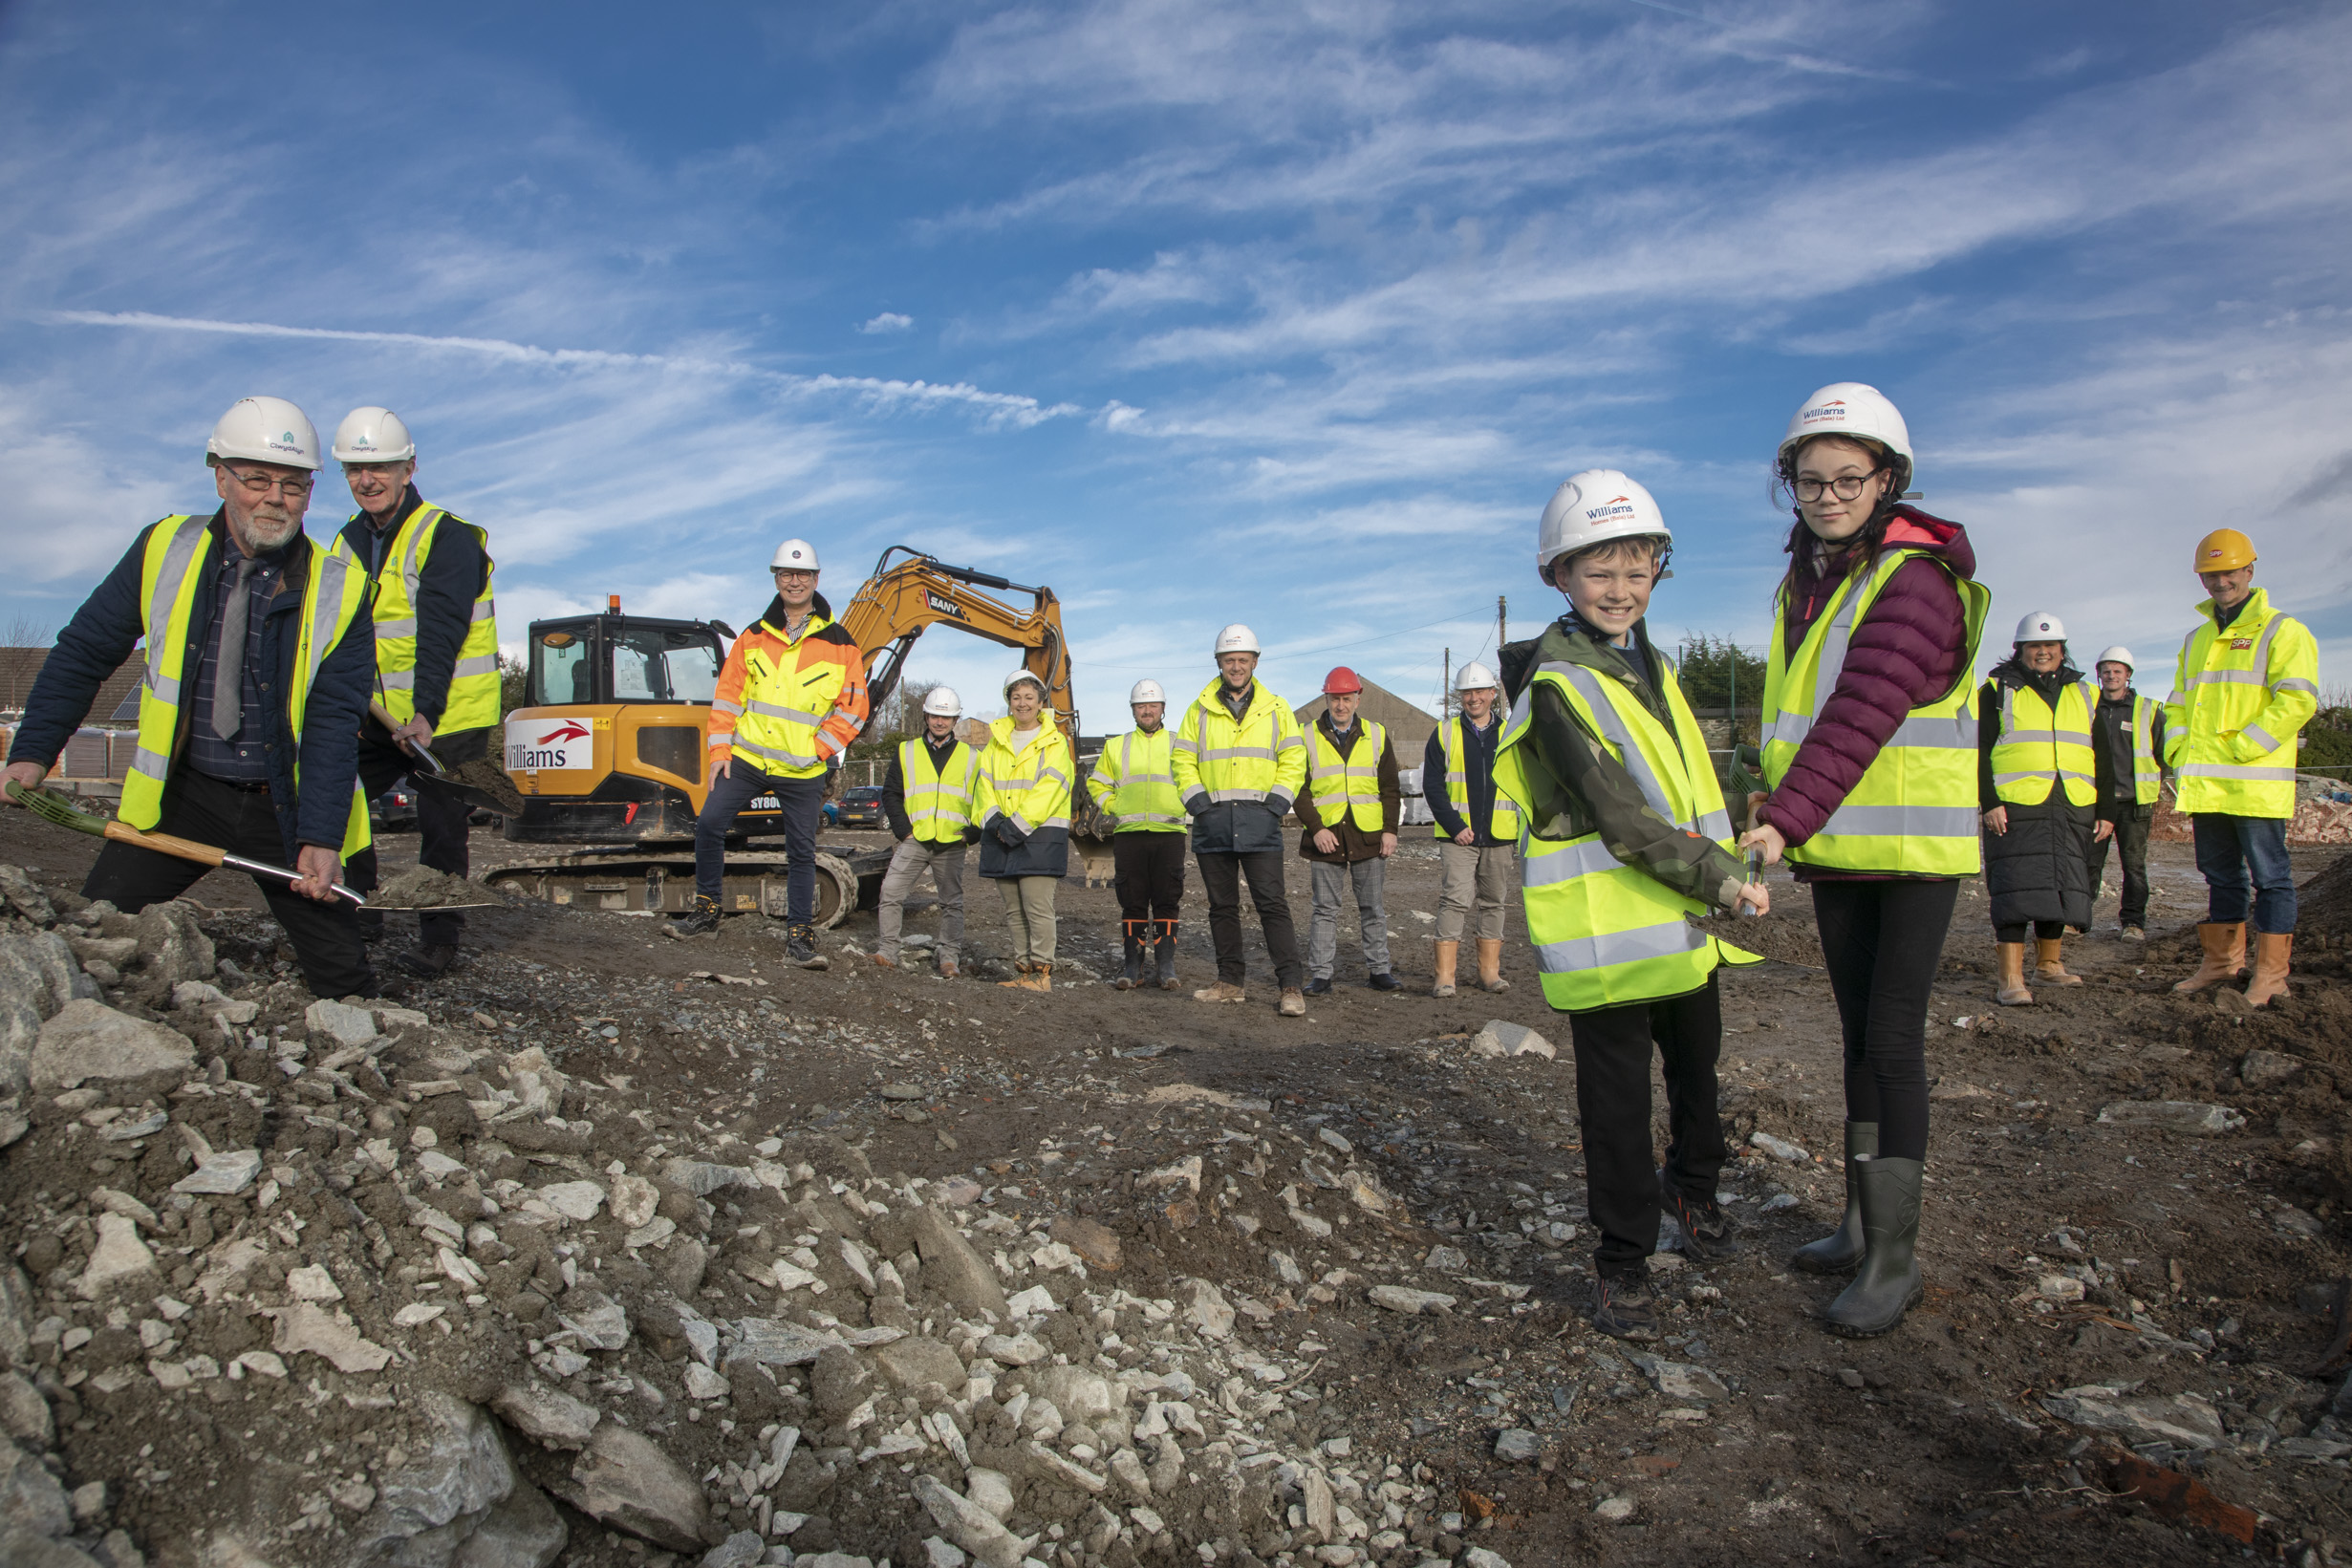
[1130,678,1166,704]
[921,686,963,718]
[205,397,321,471]
[2094,645,2135,671]
[769,538,820,572]
[1538,470,1672,574]
[1779,382,1914,489]
[1454,660,1500,693]
[1214,624,1260,657]
[2014,611,2066,643]
[331,407,415,463]
[1003,668,1046,698]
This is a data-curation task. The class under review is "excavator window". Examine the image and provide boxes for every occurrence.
[529,623,594,707]
[612,625,721,704]
[525,618,724,707]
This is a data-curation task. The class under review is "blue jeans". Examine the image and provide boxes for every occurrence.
[2191,813,2297,934]
[695,765,824,922]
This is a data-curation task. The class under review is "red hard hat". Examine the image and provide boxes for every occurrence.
[1323,666,1364,695]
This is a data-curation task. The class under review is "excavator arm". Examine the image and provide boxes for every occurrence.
[837,546,1079,743]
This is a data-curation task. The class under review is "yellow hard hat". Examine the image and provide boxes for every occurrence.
[2193,527,2255,573]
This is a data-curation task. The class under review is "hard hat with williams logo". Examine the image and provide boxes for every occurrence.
[1538,469,1672,575]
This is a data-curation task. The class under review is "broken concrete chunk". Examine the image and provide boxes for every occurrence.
[874,1336,969,1397]
[1185,1279,1235,1340]
[29,1000,196,1091]
[304,998,378,1049]
[724,1318,834,1367]
[2095,1102,2246,1135]
[75,1214,156,1300]
[911,1472,1025,1568]
[491,1383,603,1450]
[285,1264,343,1302]
[553,1424,719,1552]
[609,1173,660,1230]
[979,1332,1047,1367]
[912,1204,1008,1320]
[265,1301,392,1373]
[1471,1020,1556,1060]
[1368,1285,1455,1316]
[1748,1129,1809,1162]
[1142,1156,1202,1194]
[554,1290,630,1351]
[172,1149,263,1196]
[536,1181,607,1222]
[661,1157,752,1197]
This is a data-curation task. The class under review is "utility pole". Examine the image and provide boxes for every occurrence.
[1498,595,1507,657]
[1442,646,1452,720]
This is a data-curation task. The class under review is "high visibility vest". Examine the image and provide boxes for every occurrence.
[1170,678,1307,807]
[720,613,865,781]
[2162,590,2320,820]
[898,737,977,844]
[1493,653,1758,1011]
[1433,714,1521,841]
[1989,679,2096,807]
[1760,549,1991,874]
[124,516,372,858]
[974,719,1073,836]
[1088,727,1186,832]
[1305,720,1388,832]
[366,505,500,731]
[2124,692,2163,806]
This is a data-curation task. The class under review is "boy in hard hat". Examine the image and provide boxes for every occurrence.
[1298,667,1402,994]
[331,407,499,979]
[4,398,382,999]
[1424,660,1518,998]
[2167,529,2319,1006]
[678,538,867,966]
[1088,678,1189,990]
[1172,625,1309,1017]
[1494,471,1767,1339]
[1976,612,2097,1004]
[874,685,977,978]
[2087,646,2167,941]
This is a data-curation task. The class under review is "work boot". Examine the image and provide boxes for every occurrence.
[2246,933,2294,1007]
[2034,936,2082,986]
[1116,924,1145,991]
[2174,921,2246,993]
[669,895,722,938]
[1589,1272,1658,1341]
[398,943,458,979]
[872,950,897,969]
[1994,941,2033,1006]
[1369,971,1401,992]
[1432,940,1458,999]
[1823,1155,1926,1338]
[999,963,1052,994]
[1478,937,1511,994]
[356,908,386,945]
[1303,977,1333,997]
[1660,1174,1737,1260]
[1194,980,1246,1004]
[1154,921,1179,990]
[784,924,829,969]
[1278,987,1306,1018]
[2121,925,2145,942]
[1792,1122,1876,1275]
[937,958,960,979]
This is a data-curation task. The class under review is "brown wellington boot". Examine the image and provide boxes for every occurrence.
[2246,933,2294,1007]
[1432,941,1458,999]
[1478,937,1511,994]
[2173,922,2246,994]
[1995,941,2034,1006]
[999,963,1053,994]
[2034,936,2082,986]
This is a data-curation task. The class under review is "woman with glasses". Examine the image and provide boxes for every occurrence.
[1739,384,1992,1338]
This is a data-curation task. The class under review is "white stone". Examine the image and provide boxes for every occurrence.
[537,1181,607,1222]
[1005,1284,1057,1318]
[979,1332,1047,1366]
[76,1214,156,1299]
[30,1000,197,1090]
[964,1467,1016,1522]
[1470,1020,1555,1060]
[415,1150,466,1181]
[305,998,378,1049]
[1367,1285,1455,1316]
[684,1363,732,1401]
[286,1264,343,1301]
[610,1173,660,1230]
[235,1350,288,1379]
[393,1302,447,1328]
[1186,1278,1235,1340]
[173,1149,262,1195]
[1747,1130,1809,1163]
[265,1301,392,1373]
[2095,1101,2247,1135]
[1593,1495,1636,1522]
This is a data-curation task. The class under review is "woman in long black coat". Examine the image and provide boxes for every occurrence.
[1979,615,2102,1004]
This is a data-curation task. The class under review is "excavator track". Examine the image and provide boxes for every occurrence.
[483,842,895,929]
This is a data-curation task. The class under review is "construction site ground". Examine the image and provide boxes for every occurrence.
[8,806,2352,1568]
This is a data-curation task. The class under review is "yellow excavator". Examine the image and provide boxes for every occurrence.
[472,547,1080,927]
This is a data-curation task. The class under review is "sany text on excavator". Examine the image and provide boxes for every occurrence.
[469,547,1080,927]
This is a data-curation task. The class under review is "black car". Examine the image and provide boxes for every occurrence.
[370,777,419,833]
[836,784,887,828]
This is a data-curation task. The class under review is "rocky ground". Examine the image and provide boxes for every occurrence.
[5,810,2352,1568]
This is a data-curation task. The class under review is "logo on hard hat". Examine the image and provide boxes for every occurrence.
[1583,497,1639,526]
[1800,401,1848,425]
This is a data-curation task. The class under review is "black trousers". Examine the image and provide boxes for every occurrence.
[1809,877,1959,1164]
[1196,848,1303,988]
[1112,832,1187,932]
[2089,802,2154,928]
[1568,973,1726,1277]
[345,725,487,948]
[695,767,824,922]
[84,768,373,999]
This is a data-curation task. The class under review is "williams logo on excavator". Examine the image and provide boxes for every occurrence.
[506,718,594,773]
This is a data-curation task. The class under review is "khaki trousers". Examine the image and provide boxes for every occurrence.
[995,875,1059,966]
[876,835,965,963]
[1437,842,1514,942]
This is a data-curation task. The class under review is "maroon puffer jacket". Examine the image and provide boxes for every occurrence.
[1761,507,1977,872]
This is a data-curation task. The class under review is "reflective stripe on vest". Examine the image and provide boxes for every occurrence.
[1171,679,1305,805]
[2127,693,2162,805]
[367,505,501,732]
[124,517,372,859]
[1306,720,1386,832]
[979,720,1074,834]
[899,738,978,843]
[1493,654,1757,1012]
[1434,714,1521,841]
[1990,680,2096,807]
[1759,548,1991,874]
[1093,728,1186,830]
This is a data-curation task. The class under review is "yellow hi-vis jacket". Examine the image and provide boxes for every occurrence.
[1170,677,1307,814]
[1989,678,2096,807]
[1495,653,1757,1011]
[1760,549,1991,874]
[973,718,1073,837]
[1086,727,1186,832]
[2123,692,2164,805]
[1434,713,1521,840]
[897,736,978,844]
[368,505,500,732]
[126,515,372,857]
[2163,588,2319,819]
[1305,720,1389,832]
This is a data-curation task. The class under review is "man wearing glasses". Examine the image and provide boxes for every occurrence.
[331,407,498,978]
[4,397,382,999]
[673,538,869,966]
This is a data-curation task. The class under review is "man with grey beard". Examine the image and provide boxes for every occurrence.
[4,397,384,999]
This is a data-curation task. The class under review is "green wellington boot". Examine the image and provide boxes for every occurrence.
[1791,1122,1875,1275]
[1823,1155,1925,1338]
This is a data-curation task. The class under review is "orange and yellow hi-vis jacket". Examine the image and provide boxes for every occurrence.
[705,593,870,780]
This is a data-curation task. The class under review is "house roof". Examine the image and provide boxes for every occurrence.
[1292,677,1439,758]
[0,647,144,725]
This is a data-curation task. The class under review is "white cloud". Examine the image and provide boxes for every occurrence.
[859,312,915,333]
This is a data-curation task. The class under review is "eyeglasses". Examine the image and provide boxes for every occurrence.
[226,469,313,500]
[772,569,817,582]
[1793,473,1880,504]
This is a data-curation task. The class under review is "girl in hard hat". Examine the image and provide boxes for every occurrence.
[972,671,1075,993]
[1739,384,1991,1339]
[1493,471,1769,1341]
[1977,613,2099,1004]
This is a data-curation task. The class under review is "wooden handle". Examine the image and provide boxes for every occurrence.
[102,821,228,868]
[370,699,400,731]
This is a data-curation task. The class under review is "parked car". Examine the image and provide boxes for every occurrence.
[370,777,419,833]
[835,784,887,829]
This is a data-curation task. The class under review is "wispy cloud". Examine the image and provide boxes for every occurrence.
[859,311,915,333]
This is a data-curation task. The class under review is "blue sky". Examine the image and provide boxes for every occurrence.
[5,0,2349,727]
